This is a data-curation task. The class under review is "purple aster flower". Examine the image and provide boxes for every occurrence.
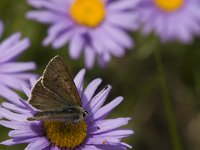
[27,0,138,68]
[0,28,36,101]
[138,0,200,43]
[0,69,133,149]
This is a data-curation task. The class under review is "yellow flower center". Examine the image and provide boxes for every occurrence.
[154,0,184,12]
[44,120,87,149]
[70,0,106,27]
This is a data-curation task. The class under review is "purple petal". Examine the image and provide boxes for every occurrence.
[27,11,63,24]
[0,62,36,73]
[0,108,27,121]
[84,46,96,69]
[27,1,67,13]
[106,0,139,11]
[27,0,48,8]
[14,73,37,79]
[187,3,200,20]
[87,85,111,114]
[2,102,31,114]
[0,32,21,54]
[87,137,120,145]
[0,120,40,130]
[95,144,127,150]
[93,118,131,134]
[121,142,132,149]
[69,34,84,59]
[106,13,138,30]
[93,96,123,120]
[0,74,29,91]
[0,38,30,63]
[9,128,43,138]
[49,0,72,9]
[28,0,71,9]
[176,21,192,43]
[83,78,102,107]
[30,78,37,87]
[1,137,41,146]
[43,21,72,46]
[52,28,75,49]
[102,25,133,48]
[25,137,50,150]
[92,29,125,57]
[23,85,32,97]
[74,69,86,95]
[0,84,24,106]
[79,145,99,150]
[97,53,111,68]
[50,146,60,150]
[96,129,134,139]
[90,35,104,54]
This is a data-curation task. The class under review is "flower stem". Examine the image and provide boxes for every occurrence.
[154,47,182,150]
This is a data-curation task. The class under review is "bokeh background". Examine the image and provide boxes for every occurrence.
[0,0,200,150]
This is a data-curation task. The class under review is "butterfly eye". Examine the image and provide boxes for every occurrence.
[82,110,88,117]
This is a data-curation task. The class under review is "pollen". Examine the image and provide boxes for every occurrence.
[70,0,106,28]
[154,0,184,12]
[102,140,108,144]
[44,120,87,149]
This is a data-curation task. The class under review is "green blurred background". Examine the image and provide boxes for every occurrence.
[0,0,200,150]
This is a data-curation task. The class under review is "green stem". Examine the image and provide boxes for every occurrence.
[154,47,182,150]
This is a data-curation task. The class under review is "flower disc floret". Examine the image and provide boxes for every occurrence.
[70,0,106,27]
[44,120,87,149]
[154,0,184,12]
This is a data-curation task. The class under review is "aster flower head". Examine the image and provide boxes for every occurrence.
[0,26,36,101]
[0,69,133,149]
[27,0,138,68]
[138,0,200,43]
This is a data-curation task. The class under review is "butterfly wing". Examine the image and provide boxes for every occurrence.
[42,56,82,106]
[28,78,75,112]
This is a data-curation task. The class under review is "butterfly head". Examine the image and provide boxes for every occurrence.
[75,106,88,118]
[64,106,88,123]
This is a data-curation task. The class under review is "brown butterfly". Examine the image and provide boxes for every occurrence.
[27,55,88,123]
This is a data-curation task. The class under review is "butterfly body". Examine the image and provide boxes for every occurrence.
[28,106,87,123]
[27,56,87,123]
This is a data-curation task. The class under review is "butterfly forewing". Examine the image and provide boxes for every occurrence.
[28,78,75,112]
[42,56,82,106]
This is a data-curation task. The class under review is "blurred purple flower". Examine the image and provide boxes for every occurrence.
[138,0,200,43]
[0,27,36,101]
[27,0,138,68]
[0,69,133,150]
[0,21,4,37]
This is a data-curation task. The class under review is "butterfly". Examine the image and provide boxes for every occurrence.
[27,55,88,123]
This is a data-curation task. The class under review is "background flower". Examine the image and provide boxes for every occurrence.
[138,0,200,43]
[0,69,133,149]
[27,0,138,68]
[1,1,200,150]
[0,21,4,37]
[0,27,36,101]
